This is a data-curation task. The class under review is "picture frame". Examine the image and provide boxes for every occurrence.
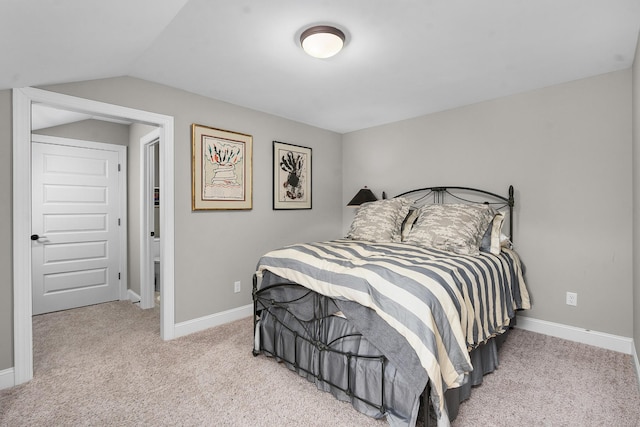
[273,141,312,210]
[192,124,253,210]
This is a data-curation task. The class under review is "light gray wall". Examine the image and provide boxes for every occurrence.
[38,77,344,322]
[632,32,640,363]
[343,70,633,338]
[33,119,130,145]
[0,90,13,370]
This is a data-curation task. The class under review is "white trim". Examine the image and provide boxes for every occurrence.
[118,143,129,302]
[30,134,129,302]
[12,87,176,386]
[12,88,33,385]
[158,119,175,341]
[515,316,634,354]
[0,368,15,390]
[633,342,640,393]
[139,129,160,310]
[128,288,141,303]
[174,304,253,339]
[31,133,125,152]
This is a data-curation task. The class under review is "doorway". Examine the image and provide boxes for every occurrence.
[12,87,176,385]
[140,129,160,309]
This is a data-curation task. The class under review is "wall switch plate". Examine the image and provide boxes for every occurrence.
[234,281,241,293]
[566,291,577,306]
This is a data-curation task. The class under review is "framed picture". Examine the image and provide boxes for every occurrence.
[192,124,253,210]
[273,141,312,210]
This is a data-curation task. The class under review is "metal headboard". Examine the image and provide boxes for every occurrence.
[394,185,515,244]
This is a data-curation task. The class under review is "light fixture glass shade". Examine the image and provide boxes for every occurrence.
[347,187,378,206]
[300,25,345,59]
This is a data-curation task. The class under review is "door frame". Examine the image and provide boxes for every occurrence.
[31,134,129,307]
[12,87,176,385]
[140,129,159,309]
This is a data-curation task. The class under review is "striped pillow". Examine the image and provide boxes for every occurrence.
[479,212,505,255]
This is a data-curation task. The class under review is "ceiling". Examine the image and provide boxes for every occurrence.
[2,0,639,133]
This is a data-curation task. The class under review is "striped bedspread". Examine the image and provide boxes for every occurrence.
[256,239,530,417]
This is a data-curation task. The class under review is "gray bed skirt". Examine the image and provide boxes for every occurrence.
[253,273,509,427]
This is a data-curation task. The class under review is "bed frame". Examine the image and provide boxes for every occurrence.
[252,185,516,426]
[394,185,514,243]
[252,278,389,409]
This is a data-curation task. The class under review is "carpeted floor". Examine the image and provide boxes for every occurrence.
[1,301,639,426]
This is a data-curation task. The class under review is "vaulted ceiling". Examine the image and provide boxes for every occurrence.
[2,0,639,133]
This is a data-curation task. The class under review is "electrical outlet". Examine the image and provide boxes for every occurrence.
[566,292,577,306]
[234,281,241,293]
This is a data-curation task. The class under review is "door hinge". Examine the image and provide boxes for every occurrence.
[118,272,121,280]
[118,218,121,226]
[118,163,121,172]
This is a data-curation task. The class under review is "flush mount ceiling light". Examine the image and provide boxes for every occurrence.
[300,25,345,59]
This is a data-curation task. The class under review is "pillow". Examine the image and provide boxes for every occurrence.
[480,212,505,255]
[401,209,419,241]
[500,233,512,249]
[405,204,497,255]
[347,198,412,243]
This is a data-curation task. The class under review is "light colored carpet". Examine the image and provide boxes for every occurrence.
[1,301,639,426]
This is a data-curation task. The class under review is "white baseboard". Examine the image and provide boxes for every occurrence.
[0,367,15,390]
[633,343,640,393]
[127,289,141,303]
[515,316,634,355]
[174,304,253,339]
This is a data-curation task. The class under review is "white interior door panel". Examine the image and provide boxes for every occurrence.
[31,137,122,315]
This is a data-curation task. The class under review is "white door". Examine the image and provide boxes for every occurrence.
[31,136,123,315]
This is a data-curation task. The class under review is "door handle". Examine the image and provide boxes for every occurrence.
[30,234,48,242]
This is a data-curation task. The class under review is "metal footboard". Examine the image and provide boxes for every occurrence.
[252,274,435,426]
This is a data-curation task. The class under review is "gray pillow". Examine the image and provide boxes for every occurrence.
[347,198,412,243]
[405,204,497,255]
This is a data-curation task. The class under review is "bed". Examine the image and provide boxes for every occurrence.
[252,186,530,427]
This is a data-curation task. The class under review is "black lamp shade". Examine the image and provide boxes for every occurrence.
[347,187,377,206]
